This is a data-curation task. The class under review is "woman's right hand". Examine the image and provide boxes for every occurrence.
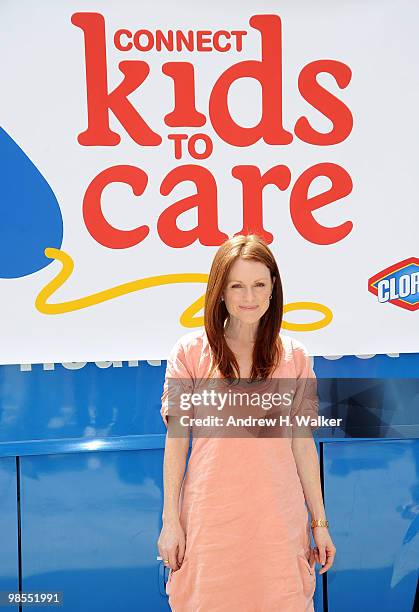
[158,519,186,572]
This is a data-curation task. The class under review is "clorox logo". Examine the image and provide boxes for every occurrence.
[368,258,419,311]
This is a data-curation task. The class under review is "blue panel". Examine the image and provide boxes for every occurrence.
[0,456,19,610]
[0,352,418,457]
[0,352,418,611]
[314,378,419,439]
[323,439,419,611]
[0,360,166,449]
[20,450,170,611]
[314,352,419,378]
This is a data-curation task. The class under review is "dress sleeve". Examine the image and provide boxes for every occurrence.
[160,338,194,428]
[290,339,320,432]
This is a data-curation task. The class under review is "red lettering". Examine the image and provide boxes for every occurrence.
[71,13,161,146]
[114,29,132,51]
[188,134,213,159]
[176,30,194,51]
[213,31,231,52]
[290,162,353,244]
[230,30,247,52]
[163,63,206,127]
[83,165,149,248]
[155,30,174,51]
[196,30,212,52]
[168,133,188,159]
[81,162,354,249]
[133,30,154,51]
[209,15,292,146]
[295,60,353,145]
[158,165,228,247]
[231,165,291,243]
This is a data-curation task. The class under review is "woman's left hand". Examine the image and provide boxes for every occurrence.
[312,528,336,574]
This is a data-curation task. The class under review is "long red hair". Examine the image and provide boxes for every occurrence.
[204,234,284,382]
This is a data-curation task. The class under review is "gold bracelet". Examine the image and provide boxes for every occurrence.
[311,519,329,528]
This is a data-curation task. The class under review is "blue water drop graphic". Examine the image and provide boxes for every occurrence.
[0,127,63,278]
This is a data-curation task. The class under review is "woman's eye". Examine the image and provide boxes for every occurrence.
[230,283,265,288]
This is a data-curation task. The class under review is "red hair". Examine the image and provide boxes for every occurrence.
[204,234,284,382]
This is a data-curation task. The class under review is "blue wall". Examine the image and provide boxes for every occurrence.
[0,351,418,611]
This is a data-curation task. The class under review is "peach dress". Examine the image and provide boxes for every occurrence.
[160,329,319,612]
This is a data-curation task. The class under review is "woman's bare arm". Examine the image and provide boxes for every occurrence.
[291,431,336,573]
[291,432,326,520]
[158,419,191,571]
[162,422,190,523]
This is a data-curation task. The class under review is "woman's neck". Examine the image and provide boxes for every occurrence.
[223,318,258,344]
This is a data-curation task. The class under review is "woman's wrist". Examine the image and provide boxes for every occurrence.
[162,511,181,525]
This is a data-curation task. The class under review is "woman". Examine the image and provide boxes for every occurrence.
[157,234,336,611]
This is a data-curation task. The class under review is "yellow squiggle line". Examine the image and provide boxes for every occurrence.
[283,301,333,331]
[36,248,207,315]
[36,248,333,332]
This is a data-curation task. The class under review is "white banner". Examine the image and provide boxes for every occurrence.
[0,0,418,364]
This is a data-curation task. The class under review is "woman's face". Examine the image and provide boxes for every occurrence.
[222,258,274,323]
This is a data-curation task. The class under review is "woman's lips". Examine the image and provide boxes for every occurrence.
[239,305,258,310]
